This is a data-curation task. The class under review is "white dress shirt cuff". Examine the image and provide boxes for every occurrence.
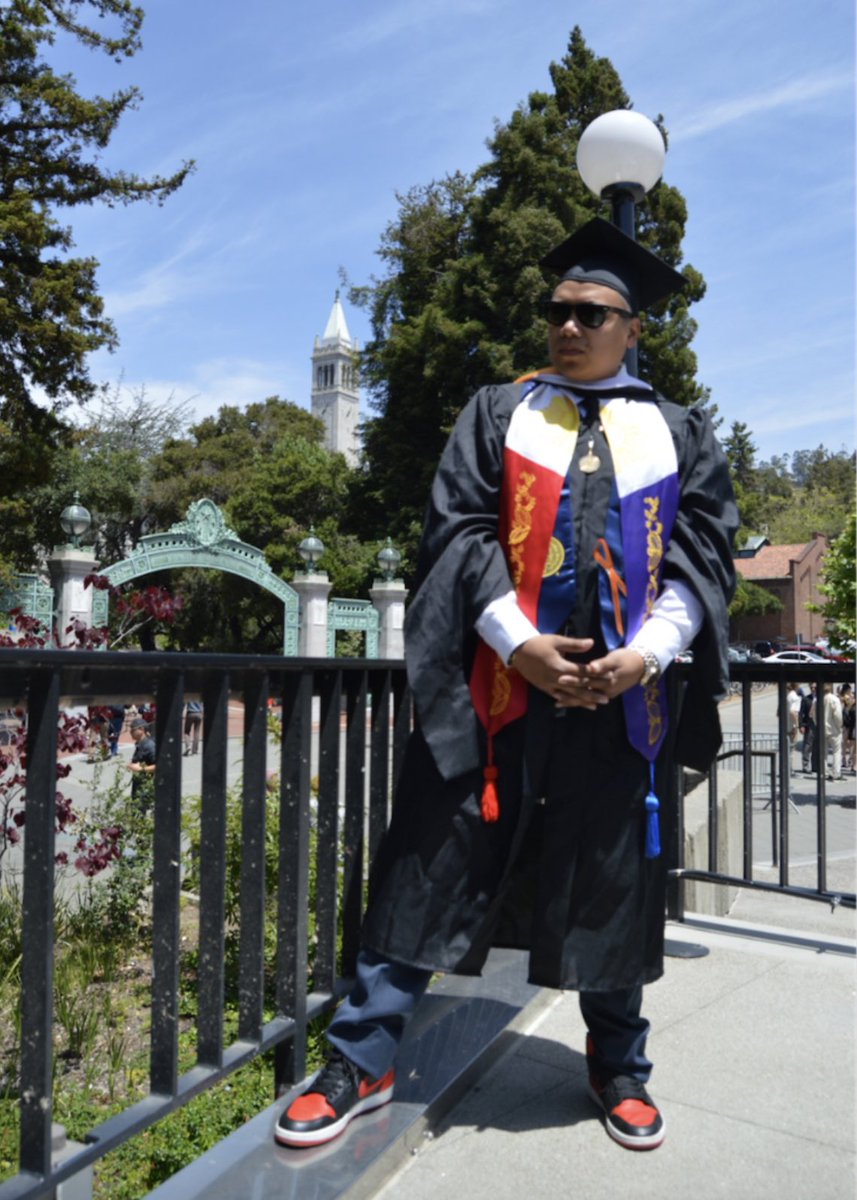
[475,579,704,674]
[626,579,704,674]
[474,591,540,665]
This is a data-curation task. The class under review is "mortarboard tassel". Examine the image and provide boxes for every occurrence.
[644,762,660,859]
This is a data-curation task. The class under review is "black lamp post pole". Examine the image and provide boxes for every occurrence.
[603,181,646,376]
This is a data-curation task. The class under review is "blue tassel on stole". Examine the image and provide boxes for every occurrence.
[644,762,660,859]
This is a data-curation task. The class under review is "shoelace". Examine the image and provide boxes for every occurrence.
[314,1051,360,1101]
[599,1075,652,1109]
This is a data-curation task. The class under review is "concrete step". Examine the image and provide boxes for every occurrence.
[145,949,547,1200]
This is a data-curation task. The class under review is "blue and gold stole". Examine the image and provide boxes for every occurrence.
[470,374,679,850]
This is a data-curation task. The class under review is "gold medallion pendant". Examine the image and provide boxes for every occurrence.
[543,537,565,578]
[579,437,601,474]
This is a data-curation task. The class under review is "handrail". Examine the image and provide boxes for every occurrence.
[666,660,856,921]
[0,648,852,1197]
[0,650,410,1200]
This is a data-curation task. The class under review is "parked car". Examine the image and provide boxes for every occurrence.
[728,645,763,663]
[753,640,778,658]
[780,643,853,663]
[762,649,831,664]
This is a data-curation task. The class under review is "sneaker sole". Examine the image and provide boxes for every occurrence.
[274,1081,394,1148]
[587,1082,666,1150]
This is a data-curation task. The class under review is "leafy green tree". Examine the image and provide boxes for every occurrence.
[0,0,192,572]
[9,386,193,569]
[810,507,856,652]
[764,488,850,546]
[351,27,708,562]
[730,444,855,548]
[148,397,324,528]
[791,446,855,497]
[728,576,784,619]
[145,398,379,652]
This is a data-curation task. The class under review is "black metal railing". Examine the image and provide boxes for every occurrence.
[0,648,853,1198]
[0,648,410,1200]
[667,660,856,919]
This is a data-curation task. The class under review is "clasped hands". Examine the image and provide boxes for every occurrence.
[510,634,646,711]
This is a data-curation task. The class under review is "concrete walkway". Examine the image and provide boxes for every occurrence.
[375,914,855,1200]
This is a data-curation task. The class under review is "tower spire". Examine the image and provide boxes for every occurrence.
[311,293,360,466]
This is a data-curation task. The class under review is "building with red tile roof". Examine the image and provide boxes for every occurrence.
[731,532,829,646]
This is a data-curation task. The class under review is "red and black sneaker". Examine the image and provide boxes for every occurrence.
[274,1049,395,1148]
[588,1071,665,1150]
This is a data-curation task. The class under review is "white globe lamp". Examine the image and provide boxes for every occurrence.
[577,110,666,204]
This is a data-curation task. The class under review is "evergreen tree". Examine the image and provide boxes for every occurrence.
[0,0,192,568]
[722,420,764,542]
[352,27,707,561]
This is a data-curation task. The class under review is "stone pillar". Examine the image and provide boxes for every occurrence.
[47,545,98,647]
[369,579,408,660]
[291,573,333,657]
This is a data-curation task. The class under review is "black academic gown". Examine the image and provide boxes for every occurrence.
[361,383,738,991]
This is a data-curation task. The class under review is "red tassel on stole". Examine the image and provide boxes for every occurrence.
[481,763,500,822]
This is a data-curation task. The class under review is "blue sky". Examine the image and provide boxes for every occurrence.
[53,0,855,465]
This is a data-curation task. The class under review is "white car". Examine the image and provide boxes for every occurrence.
[762,650,830,664]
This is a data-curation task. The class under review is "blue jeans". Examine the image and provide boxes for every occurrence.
[327,948,651,1081]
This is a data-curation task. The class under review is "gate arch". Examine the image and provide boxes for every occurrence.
[99,499,299,654]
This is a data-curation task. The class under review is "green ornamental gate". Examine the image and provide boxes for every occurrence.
[100,499,300,654]
[327,598,379,658]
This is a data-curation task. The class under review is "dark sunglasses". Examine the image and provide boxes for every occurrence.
[542,299,633,329]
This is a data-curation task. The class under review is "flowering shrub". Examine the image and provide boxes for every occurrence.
[80,575,183,649]
[1,579,182,877]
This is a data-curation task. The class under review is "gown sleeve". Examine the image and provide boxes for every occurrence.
[405,384,519,781]
[661,402,739,768]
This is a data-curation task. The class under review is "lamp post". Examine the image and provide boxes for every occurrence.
[577,110,666,373]
[578,111,706,961]
[293,527,330,656]
[297,526,325,576]
[370,538,407,659]
[59,491,92,548]
[49,492,97,645]
[376,538,402,583]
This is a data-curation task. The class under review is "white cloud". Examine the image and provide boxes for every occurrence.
[89,358,308,426]
[671,70,853,141]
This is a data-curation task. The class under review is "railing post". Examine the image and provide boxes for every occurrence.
[150,670,185,1097]
[341,672,368,976]
[368,669,392,866]
[275,670,313,1092]
[19,669,60,1178]
[197,672,230,1067]
[238,670,269,1043]
[315,670,342,992]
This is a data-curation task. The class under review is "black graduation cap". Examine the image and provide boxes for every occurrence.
[539,217,685,313]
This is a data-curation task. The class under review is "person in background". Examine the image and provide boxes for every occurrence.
[183,699,203,756]
[822,684,843,781]
[799,683,818,775]
[127,717,156,804]
[107,704,126,757]
[840,685,855,774]
[786,682,801,774]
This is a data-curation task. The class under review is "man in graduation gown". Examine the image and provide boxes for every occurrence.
[276,218,738,1153]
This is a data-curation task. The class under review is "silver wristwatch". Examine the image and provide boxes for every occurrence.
[639,649,661,687]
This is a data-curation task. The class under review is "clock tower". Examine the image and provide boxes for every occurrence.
[311,292,360,466]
